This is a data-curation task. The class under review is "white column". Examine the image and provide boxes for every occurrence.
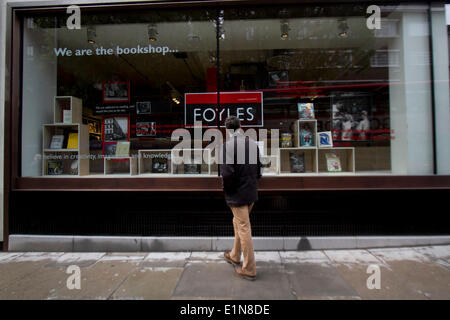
[389,10,434,174]
[431,3,450,174]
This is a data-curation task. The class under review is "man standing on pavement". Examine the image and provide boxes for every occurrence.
[220,116,262,281]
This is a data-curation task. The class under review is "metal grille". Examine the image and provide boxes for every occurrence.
[9,190,450,237]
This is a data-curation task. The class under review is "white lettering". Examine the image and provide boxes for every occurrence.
[66,265,81,290]
[367,5,381,30]
[366,264,381,289]
[193,108,202,122]
[66,5,81,30]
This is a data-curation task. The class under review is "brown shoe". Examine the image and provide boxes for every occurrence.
[235,267,256,281]
[224,251,240,266]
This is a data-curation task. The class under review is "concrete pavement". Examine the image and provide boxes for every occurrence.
[0,245,449,300]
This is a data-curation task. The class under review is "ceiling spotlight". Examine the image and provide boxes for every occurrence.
[87,26,96,44]
[217,26,225,40]
[280,20,290,39]
[172,97,181,104]
[338,19,349,38]
[148,24,158,42]
[167,81,182,105]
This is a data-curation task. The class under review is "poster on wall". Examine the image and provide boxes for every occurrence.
[102,82,130,103]
[185,92,263,127]
[103,116,129,142]
[331,92,371,141]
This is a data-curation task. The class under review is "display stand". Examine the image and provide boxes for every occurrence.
[318,147,355,174]
[293,119,317,148]
[278,147,318,174]
[278,119,356,174]
[42,96,89,176]
[171,148,211,175]
[54,96,83,124]
[261,155,279,175]
[138,149,172,175]
[104,156,138,175]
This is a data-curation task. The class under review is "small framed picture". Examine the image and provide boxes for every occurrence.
[136,101,151,114]
[102,82,130,103]
[318,131,333,148]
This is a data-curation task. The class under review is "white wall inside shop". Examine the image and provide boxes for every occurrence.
[22,17,57,177]
[432,4,450,174]
[389,10,434,174]
[0,0,6,242]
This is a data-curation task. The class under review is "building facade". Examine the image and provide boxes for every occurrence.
[2,0,450,251]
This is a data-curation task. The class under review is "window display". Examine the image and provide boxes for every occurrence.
[20,4,439,178]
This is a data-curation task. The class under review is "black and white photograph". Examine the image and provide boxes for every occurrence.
[102,82,129,103]
[103,142,117,156]
[136,101,151,114]
[268,70,289,87]
[103,116,129,142]
[136,121,156,137]
[331,93,371,141]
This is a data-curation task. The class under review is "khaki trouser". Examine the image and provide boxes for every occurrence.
[229,203,256,276]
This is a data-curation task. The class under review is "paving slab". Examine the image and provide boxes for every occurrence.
[413,246,450,263]
[0,253,65,290]
[142,252,191,268]
[284,263,360,300]
[280,250,331,265]
[231,266,295,300]
[0,264,69,300]
[45,253,106,268]
[323,250,417,299]
[172,262,235,299]
[46,260,141,299]
[363,247,450,299]
[112,267,183,300]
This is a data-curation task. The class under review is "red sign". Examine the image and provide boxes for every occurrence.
[184,92,263,127]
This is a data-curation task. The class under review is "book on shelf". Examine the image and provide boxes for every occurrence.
[49,135,64,149]
[280,133,293,148]
[184,163,202,174]
[318,131,333,148]
[70,160,78,175]
[63,109,72,124]
[152,156,169,173]
[66,132,78,149]
[47,160,63,175]
[297,103,315,119]
[290,152,306,173]
[299,125,314,147]
[261,156,277,174]
[326,153,342,172]
[115,141,130,157]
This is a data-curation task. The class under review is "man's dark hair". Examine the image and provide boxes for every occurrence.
[225,116,241,130]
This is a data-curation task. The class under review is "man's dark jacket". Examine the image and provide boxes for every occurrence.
[220,130,262,207]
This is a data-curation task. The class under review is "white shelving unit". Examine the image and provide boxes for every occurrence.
[42,123,89,176]
[104,156,138,175]
[318,147,355,173]
[278,119,356,174]
[138,149,172,175]
[54,96,83,124]
[278,147,318,174]
[171,148,211,175]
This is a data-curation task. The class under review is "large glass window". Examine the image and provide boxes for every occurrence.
[20,3,448,177]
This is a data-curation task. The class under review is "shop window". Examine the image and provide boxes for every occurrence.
[19,3,448,178]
